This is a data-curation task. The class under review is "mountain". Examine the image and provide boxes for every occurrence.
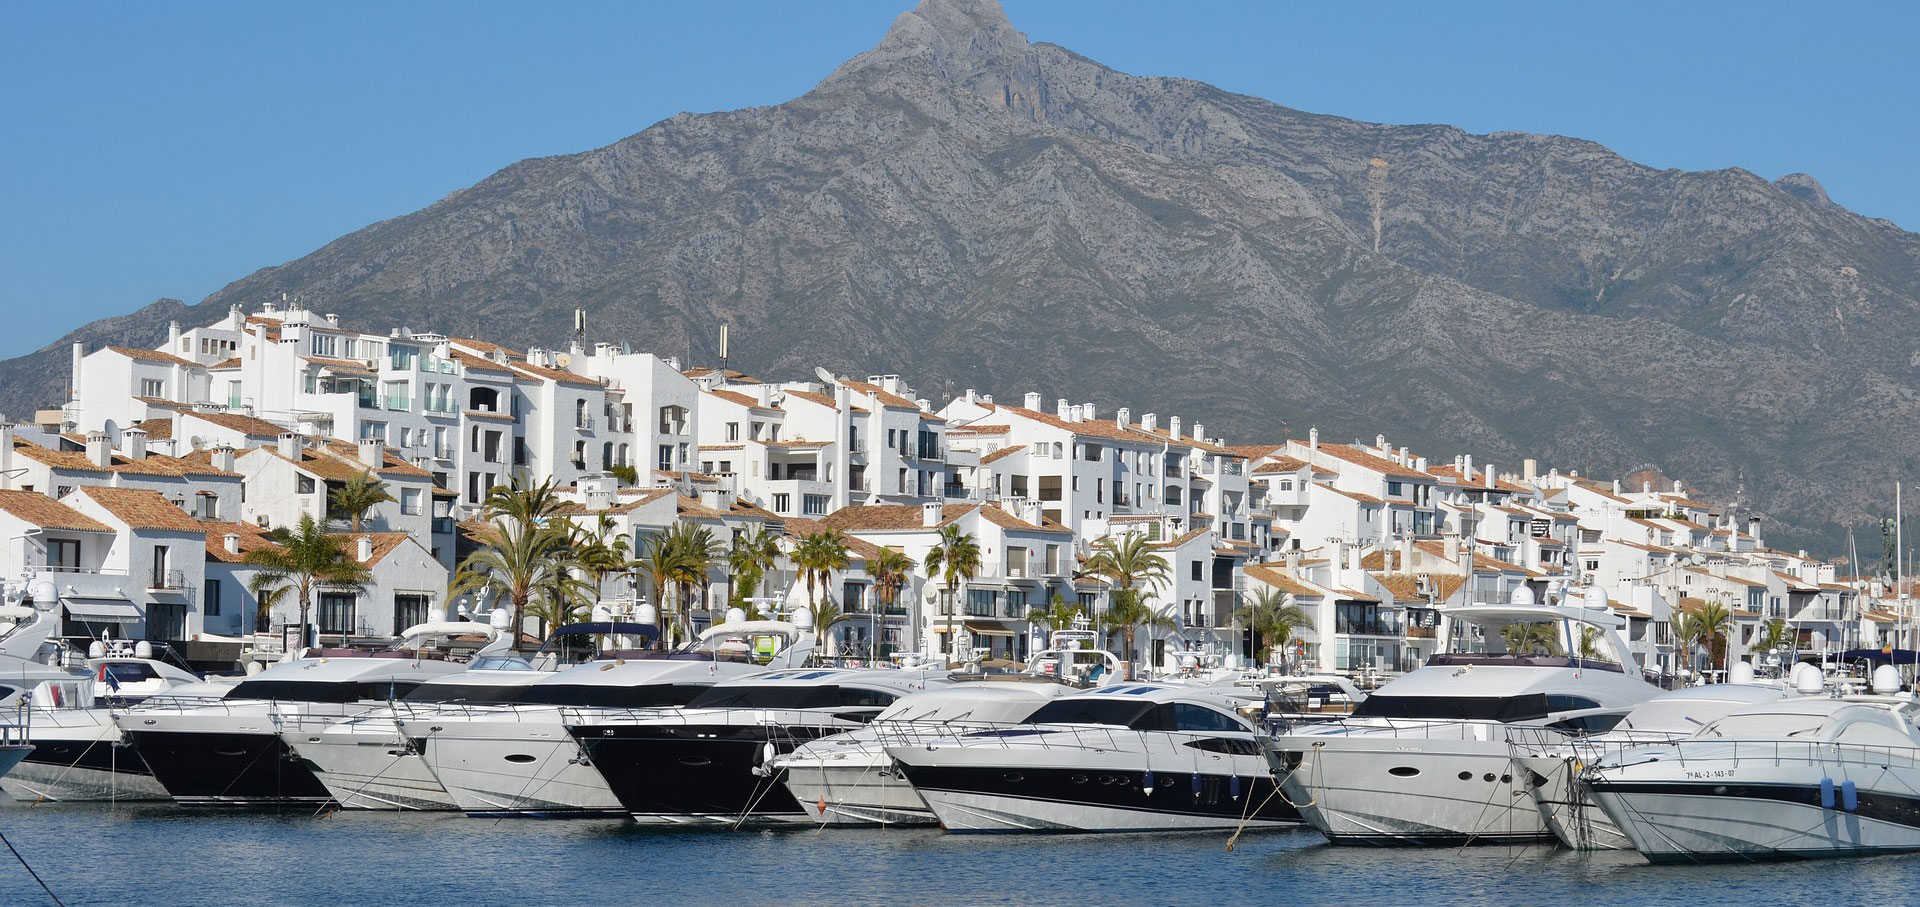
[8,0,1919,551]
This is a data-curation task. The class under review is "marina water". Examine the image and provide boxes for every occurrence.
[5,801,1920,906]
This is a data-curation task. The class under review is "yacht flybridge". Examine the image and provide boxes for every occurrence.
[1265,586,1662,845]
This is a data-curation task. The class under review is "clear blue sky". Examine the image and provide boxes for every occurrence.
[3,1,1914,359]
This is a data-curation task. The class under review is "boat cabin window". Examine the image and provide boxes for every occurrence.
[465,655,537,672]
[1699,712,1830,739]
[227,679,426,703]
[100,662,163,686]
[517,683,712,709]
[1025,698,1154,728]
[1172,703,1248,732]
[683,685,900,711]
[403,683,537,705]
[1353,693,1601,723]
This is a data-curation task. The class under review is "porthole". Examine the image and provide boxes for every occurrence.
[1500,774,1512,784]
[504,754,537,764]
[1482,772,1496,782]
[1458,771,1473,781]
[1003,772,1024,784]
[1388,767,1420,778]
[1069,774,1088,784]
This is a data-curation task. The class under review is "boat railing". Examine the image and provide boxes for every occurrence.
[0,697,29,746]
[1504,726,1688,758]
[1597,738,1920,774]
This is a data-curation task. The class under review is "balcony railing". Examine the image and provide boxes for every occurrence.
[385,396,411,411]
[577,416,594,431]
[148,569,187,592]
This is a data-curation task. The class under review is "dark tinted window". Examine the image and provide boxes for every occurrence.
[1172,703,1247,732]
[683,685,867,710]
[229,679,422,703]
[837,688,899,709]
[403,683,533,705]
[1025,698,1155,728]
[519,683,711,708]
[101,663,161,685]
[1352,693,1595,723]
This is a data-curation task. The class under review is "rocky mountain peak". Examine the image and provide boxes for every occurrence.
[826,0,1030,86]
[1775,172,1834,207]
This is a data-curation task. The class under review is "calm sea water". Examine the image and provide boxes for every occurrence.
[3,801,1919,906]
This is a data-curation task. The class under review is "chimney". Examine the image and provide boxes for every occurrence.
[326,313,340,326]
[1141,413,1158,433]
[213,444,235,473]
[1612,479,1622,495]
[1415,456,1428,472]
[223,533,240,555]
[70,341,84,404]
[1523,458,1539,482]
[277,431,301,461]
[1024,392,1043,411]
[123,427,148,460]
[357,437,384,468]
[1192,423,1204,443]
[1399,535,1414,572]
[86,431,111,468]
[1116,407,1130,429]
[1056,398,1070,421]
[1462,454,1474,480]
[0,423,12,485]
[168,320,182,352]
[1082,403,1096,422]
[1674,480,1684,494]
[1444,533,1461,563]
[356,535,373,562]
[1308,427,1319,457]
[964,388,977,404]
[980,394,992,404]
[1485,465,1496,489]
[1022,500,1043,527]
[1376,433,1388,452]
[1168,416,1182,440]
[756,384,773,407]
[922,501,943,528]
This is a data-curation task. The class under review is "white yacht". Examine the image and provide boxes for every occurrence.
[571,667,946,825]
[1265,588,1661,845]
[1509,669,1792,850]
[777,681,1078,825]
[401,620,811,818]
[887,683,1293,833]
[1586,670,1920,862]
[117,653,466,806]
[282,618,652,811]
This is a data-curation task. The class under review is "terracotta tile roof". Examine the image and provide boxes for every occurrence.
[1314,444,1428,481]
[948,424,1009,435]
[1223,444,1286,461]
[451,350,514,374]
[781,517,887,560]
[969,403,1227,452]
[508,360,602,389]
[0,491,112,532]
[764,440,828,448]
[449,337,524,359]
[1411,539,1538,575]
[134,418,173,441]
[208,357,242,369]
[1313,483,1385,505]
[781,390,863,411]
[301,356,375,373]
[132,396,182,410]
[107,346,199,367]
[821,502,1067,535]
[841,380,923,411]
[706,389,780,411]
[551,487,676,516]
[1571,480,1632,503]
[1252,458,1308,475]
[76,486,204,532]
[676,495,783,524]
[1657,495,1716,510]
[11,439,236,477]
[339,531,415,565]
[1242,563,1321,597]
[682,367,761,383]
[1152,528,1211,550]
[316,439,432,478]
[1371,572,1467,603]
[463,409,515,422]
[200,520,280,563]
[1429,465,1529,493]
[181,410,287,438]
[980,445,1025,465]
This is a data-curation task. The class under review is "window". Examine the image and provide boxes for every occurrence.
[298,475,317,495]
[726,422,740,441]
[311,333,337,357]
[1387,481,1404,496]
[48,539,80,572]
[140,378,165,397]
[227,381,243,408]
[318,592,357,634]
[658,445,673,471]
[572,441,587,468]
[149,546,172,589]
[803,494,828,516]
[401,488,423,516]
[390,346,417,370]
[1191,560,1203,581]
[361,421,386,442]
[393,594,430,636]
[773,493,791,513]
[1173,703,1245,732]
[204,578,222,617]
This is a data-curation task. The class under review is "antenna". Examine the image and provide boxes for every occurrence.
[572,308,586,348]
[719,324,729,375]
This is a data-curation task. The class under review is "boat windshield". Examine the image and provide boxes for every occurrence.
[1698,712,1831,739]
[517,682,714,709]
[402,683,538,705]
[684,685,899,710]
[226,679,426,703]
[1352,692,1601,723]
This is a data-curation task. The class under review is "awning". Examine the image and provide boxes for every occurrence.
[64,597,142,624]
[964,620,1016,637]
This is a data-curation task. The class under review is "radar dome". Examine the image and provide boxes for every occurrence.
[1583,585,1609,611]
[1509,584,1536,606]
[29,580,56,610]
[725,607,747,625]
[1729,660,1755,684]
[1792,662,1823,694]
[791,606,813,630]
[1873,664,1903,695]
[488,607,513,631]
[134,641,153,659]
[635,603,658,625]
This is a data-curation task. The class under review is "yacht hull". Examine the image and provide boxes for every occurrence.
[408,712,624,818]
[122,729,333,806]
[571,724,831,825]
[1513,753,1632,851]
[781,756,936,826]
[4,710,168,802]
[898,763,1293,833]
[1269,729,1552,845]
[1590,767,1920,862]
[283,728,454,811]
[0,745,31,782]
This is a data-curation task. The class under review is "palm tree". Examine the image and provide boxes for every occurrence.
[1686,600,1734,672]
[1106,594,1177,678]
[726,525,782,616]
[329,469,393,533]
[1500,621,1564,656]
[792,528,851,612]
[1026,594,1082,633]
[1671,610,1705,680]
[922,524,981,632]
[810,599,844,659]
[448,477,572,650]
[572,514,631,605]
[244,513,372,648]
[1234,586,1315,667]
[1756,617,1791,655]
[867,547,915,659]
[666,523,720,642]
[1081,533,1171,672]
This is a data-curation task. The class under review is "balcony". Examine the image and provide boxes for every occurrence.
[1406,626,1437,639]
[577,416,595,431]
[944,483,970,499]
[384,396,411,412]
[147,569,187,592]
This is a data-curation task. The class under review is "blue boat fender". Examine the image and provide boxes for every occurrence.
[1820,777,1836,810]
[1842,780,1859,812]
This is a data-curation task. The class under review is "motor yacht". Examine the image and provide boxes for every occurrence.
[1508,668,1792,850]
[117,651,466,806]
[887,682,1294,833]
[777,681,1078,825]
[283,619,654,811]
[1585,668,1920,862]
[401,619,812,818]
[1264,587,1662,845]
[571,667,945,825]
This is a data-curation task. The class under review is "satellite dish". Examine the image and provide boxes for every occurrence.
[190,435,207,451]
[555,353,572,368]
[813,366,836,386]
[1690,553,1705,565]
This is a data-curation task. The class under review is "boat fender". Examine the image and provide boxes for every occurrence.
[1820,778,1836,810]
[1229,775,1242,800]
[1142,770,1155,796]
[1842,780,1859,812]
[1192,773,1203,797]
